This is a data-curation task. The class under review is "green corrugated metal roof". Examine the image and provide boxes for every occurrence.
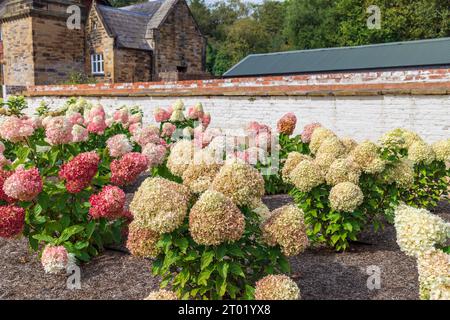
[223,38,450,77]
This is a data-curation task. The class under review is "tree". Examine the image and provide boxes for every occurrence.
[283,0,338,50]
[108,0,147,7]
[213,18,271,75]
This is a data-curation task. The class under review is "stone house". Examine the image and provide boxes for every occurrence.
[0,0,208,87]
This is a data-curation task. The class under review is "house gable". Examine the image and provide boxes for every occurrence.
[85,1,115,82]
[151,0,206,80]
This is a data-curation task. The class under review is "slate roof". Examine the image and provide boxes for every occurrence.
[97,4,152,51]
[223,37,450,77]
[97,0,179,51]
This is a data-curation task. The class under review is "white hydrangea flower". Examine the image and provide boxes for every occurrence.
[394,204,450,258]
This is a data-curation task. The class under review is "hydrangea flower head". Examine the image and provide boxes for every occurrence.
[130,177,191,234]
[126,221,161,258]
[277,112,297,135]
[106,134,133,158]
[3,167,43,201]
[328,182,364,212]
[394,204,450,258]
[254,275,300,300]
[45,116,73,145]
[301,122,322,143]
[59,151,100,193]
[211,161,265,207]
[189,190,245,245]
[0,205,25,238]
[110,152,149,186]
[41,245,76,274]
[89,185,126,220]
[262,205,309,256]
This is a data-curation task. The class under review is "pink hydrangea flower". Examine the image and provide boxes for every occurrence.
[87,115,107,134]
[0,205,25,238]
[277,112,297,135]
[106,134,132,158]
[45,116,73,145]
[0,142,5,154]
[153,107,171,123]
[41,245,74,274]
[128,123,141,135]
[89,185,126,220]
[59,152,100,193]
[301,122,322,143]
[113,108,129,127]
[85,105,106,121]
[71,124,89,143]
[187,103,204,120]
[0,116,35,142]
[162,123,176,138]
[67,112,84,126]
[110,152,149,186]
[128,113,142,125]
[3,167,43,201]
[0,169,14,203]
[132,126,161,147]
[142,143,167,168]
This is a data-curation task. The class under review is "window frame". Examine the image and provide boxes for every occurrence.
[91,53,104,75]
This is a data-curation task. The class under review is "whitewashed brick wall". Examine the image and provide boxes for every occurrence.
[25,94,450,142]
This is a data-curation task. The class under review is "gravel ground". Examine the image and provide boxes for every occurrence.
[1,194,449,300]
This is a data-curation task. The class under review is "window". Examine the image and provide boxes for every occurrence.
[91,53,104,75]
[92,21,97,30]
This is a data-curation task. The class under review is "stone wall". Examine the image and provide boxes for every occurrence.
[32,15,85,84]
[114,48,152,83]
[1,16,35,86]
[85,4,114,82]
[152,0,206,80]
[22,68,450,143]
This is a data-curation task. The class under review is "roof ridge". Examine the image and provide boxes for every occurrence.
[247,37,450,58]
[97,4,149,17]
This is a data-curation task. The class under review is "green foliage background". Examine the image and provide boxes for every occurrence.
[112,0,449,76]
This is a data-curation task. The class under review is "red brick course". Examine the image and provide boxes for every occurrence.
[23,68,450,97]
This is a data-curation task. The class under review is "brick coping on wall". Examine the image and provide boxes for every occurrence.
[23,68,450,97]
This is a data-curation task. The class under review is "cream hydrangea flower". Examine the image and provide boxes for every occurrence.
[126,221,161,258]
[144,289,178,300]
[408,141,435,164]
[210,161,265,207]
[379,128,423,149]
[262,205,309,256]
[350,141,386,174]
[329,182,364,212]
[429,276,450,300]
[130,177,191,234]
[167,139,194,177]
[189,190,245,245]
[325,157,361,186]
[281,152,311,183]
[289,160,324,192]
[316,136,346,158]
[384,159,415,188]
[417,249,450,300]
[182,149,222,194]
[432,139,450,162]
[314,152,339,175]
[309,127,336,154]
[394,204,450,258]
[340,137,358,153]
[254,274,300,300]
